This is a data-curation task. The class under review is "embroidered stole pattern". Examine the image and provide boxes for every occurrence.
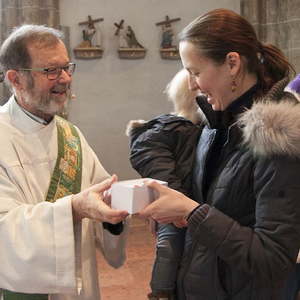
[46,116,82,202]
[3,116,82,300]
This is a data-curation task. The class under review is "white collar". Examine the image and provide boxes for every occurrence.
[17,99,49,125]
[6,96,55,134]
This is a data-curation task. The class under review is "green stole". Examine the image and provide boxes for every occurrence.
[3,116,82,300]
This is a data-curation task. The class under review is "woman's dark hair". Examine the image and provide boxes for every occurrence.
[179,9,295,95]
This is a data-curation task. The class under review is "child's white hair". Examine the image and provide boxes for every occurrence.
[165,69,201,124]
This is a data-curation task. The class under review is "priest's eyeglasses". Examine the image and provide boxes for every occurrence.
[17,62,76,80]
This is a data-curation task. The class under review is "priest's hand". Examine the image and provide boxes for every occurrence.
[72,175,129,223]
[138,180,198,224]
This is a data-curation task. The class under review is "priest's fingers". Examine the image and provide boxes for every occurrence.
[72,180,125,223]
[101,209,129,224]
[103,175,118,206]
[89,174,118,194]
[96,200,129,223]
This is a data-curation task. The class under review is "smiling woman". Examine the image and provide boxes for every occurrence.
[178,8,293,111]
[138,8,300,300]
[179,41,240,111]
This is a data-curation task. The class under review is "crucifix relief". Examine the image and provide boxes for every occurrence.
[114,19,147,59]
[156,15,181,60]
[79,15,103,47]
[74,15,104,59]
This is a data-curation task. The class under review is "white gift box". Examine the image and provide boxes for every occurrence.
[111,178,167,214]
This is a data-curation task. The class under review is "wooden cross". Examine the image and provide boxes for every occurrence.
[114,19,124,36]
[156,15,181,27]
[79,15,104,29]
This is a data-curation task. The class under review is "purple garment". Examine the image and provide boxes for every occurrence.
[286,74,300,94]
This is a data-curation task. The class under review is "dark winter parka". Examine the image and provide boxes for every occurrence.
[178,79,300,300]
[127,115,202,295]
[127,114,202,198]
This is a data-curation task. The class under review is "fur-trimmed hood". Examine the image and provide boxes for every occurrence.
[238,78,300,157]
[125,114,196,137]
[239,97,300,157]
[125,119,147,137]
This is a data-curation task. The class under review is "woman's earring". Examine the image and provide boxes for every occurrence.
[231,79,237,93]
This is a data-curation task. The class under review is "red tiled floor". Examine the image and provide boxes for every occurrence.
[97,216,156,299]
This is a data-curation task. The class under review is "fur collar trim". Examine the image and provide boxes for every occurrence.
[126,119,147,136]
[238,78,300,157]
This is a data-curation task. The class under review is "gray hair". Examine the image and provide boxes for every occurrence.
[0,24,63,83]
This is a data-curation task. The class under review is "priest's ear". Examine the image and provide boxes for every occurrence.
[6,70,24,90]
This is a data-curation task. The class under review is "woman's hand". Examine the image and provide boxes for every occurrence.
[138,180,199,223]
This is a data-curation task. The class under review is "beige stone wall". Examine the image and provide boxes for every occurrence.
[241,0,300,72]
[0,0,60,103]
[1,0,59,36]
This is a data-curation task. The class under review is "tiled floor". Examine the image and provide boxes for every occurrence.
[97,216,156,300]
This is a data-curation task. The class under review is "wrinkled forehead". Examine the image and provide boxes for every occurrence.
[27,40,69,67]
